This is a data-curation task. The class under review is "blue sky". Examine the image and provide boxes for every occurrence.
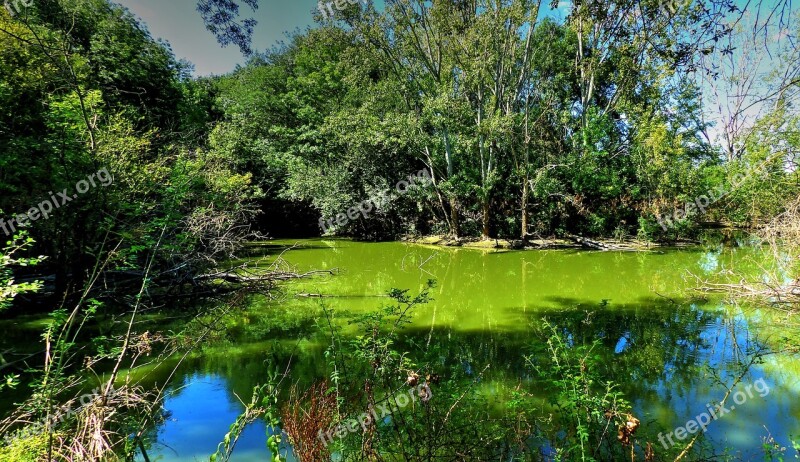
[114,0,570,76]
[112,0,791,122]
[115,0,329,75]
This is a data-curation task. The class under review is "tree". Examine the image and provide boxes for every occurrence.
[197,0,259,56]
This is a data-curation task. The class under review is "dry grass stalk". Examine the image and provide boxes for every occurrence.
[1,383,155,461]
[51,385,153,461]
[281,381,337,462]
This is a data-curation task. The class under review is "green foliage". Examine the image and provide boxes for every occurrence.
[527,321,635,461]
[210,358,285,462]
[0,230,43,313]
[0,430,51,462]
[202,0,742,240]
[0,231,40,389]
[718,104,800,226]
[761,434,800,461]
[0,0,257,302]
[0,4,259,460]
[1,0,798,459]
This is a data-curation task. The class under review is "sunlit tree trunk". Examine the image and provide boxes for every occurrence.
[449,197,460,238]
[443,129,459,238]
[481,199,491,238]
[521,175,528,239]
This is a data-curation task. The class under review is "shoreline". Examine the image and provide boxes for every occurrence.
[401,235,702,251]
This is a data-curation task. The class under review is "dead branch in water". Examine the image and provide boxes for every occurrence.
[694,196,800,312]
[195,267,337,284]
[694,278,800,312]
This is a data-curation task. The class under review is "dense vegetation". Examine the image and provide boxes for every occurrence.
[0,0,798,460]
[202,0,800,241]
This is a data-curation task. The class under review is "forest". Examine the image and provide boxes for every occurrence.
[0,0,799,460]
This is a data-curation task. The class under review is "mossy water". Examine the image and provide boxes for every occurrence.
[126,239,799,461]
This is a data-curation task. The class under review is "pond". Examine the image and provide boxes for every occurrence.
[137,239,800,461]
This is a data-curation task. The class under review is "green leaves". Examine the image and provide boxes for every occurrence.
[267,434,283,462]
[528,320,635,461]
[211,377,283,462]
[0,230,43,312]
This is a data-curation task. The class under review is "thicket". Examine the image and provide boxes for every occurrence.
[203,0,799,241]
[0,0,798,460]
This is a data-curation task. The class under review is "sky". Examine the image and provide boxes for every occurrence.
[114,0,327,75]
[113,0,777,78]
[112,0,792,151]
[113,0,567,76]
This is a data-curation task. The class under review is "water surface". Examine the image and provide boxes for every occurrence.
[139,239,800,461]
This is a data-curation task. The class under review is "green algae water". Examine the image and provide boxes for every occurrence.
[128,239,799,461]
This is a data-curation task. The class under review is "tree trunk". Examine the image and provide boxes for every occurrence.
[449,197,460,238]
[521,176,528,239]
[481,198,491,239]
[421,152,453,235]
[443,129,459,238]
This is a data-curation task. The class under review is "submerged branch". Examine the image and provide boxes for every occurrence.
[195,268,338,284]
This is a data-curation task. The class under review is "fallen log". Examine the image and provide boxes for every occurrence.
[294,292,391,298]
[195,268,337,284]
[567,235,622,251]
[566,235,649,252]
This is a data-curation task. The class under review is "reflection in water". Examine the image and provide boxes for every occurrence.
[699,249,721,273]
[142,374,295,461]
[137,240,800,461]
